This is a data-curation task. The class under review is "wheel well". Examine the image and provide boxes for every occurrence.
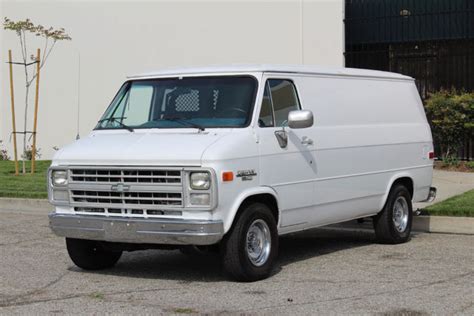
[392,177,414,199]
[238,193,279,224]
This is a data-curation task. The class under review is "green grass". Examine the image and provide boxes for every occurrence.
[172,308,197,314]
[0,160,51,199]
[425,189,474,217]
[88,292,105,300]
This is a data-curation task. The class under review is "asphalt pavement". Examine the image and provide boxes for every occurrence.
[0,208,473,315]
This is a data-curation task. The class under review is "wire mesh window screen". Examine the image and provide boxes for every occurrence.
[212,90,219,110]
[175,90,200,112]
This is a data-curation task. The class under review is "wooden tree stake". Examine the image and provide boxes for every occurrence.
[31,48,41,174]
[8,50,19,176]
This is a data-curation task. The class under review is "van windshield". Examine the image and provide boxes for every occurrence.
[95,76,257,131]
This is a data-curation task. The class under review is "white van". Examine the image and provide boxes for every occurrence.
[48,65,436,281]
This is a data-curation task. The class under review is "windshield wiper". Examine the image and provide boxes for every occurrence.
[98,117,134,132]
[160,116,205,132]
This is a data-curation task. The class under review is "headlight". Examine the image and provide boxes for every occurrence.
[189,193,210,205]
[190,172,210,190]
[51,170,68,186]
[52,189,69,201]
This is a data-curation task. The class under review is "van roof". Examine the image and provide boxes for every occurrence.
[128,64,413,81]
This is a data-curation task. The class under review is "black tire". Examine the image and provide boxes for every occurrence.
[66,238,122,270]
[221,202,278,282]
[373,184,413,244]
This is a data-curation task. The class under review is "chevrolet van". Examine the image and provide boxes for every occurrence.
[48,65,436,281]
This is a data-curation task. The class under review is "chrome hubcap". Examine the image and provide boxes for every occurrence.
[392,196,409,232]
[246,219,271,267]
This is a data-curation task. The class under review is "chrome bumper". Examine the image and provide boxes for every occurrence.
[421,187,437,203]
[49,213,224,245]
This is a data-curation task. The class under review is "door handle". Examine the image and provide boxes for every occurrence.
[301,136,313,145]
[274,130,288,148]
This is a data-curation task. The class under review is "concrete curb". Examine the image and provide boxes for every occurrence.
[412,215,474,235]
[329,216,474,235]
[0,197,53,213]
[0,198,472,235]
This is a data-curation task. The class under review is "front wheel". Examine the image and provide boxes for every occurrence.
[66,238,122,270]
[373,184,413,244]
[221,203,278,282]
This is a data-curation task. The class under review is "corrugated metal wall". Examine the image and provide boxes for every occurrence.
[345,0,473,160]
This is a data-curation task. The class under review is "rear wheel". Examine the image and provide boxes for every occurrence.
[66,238,122,270]
[373,184,413,244]
[221,203,278,282]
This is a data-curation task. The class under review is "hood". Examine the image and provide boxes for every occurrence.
[53,129,230,166]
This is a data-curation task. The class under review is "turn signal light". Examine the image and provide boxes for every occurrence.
[222,171,234,182]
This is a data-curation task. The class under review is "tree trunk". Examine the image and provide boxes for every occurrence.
[22,74,30,174]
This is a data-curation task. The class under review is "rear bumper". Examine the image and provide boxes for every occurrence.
[420,187,437,203]
[49,213,224,245]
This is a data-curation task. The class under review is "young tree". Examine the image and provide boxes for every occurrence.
[3,17,71,173]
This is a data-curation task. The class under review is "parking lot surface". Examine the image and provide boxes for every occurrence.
[0,209,473,315]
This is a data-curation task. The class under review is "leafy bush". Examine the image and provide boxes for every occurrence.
[467,161,474,170]
[425,90,474,159]
[21,145,41,160]
[442,155,460,167]
[0,141,10,161]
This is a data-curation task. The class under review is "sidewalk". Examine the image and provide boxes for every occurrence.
[414,169,474,210]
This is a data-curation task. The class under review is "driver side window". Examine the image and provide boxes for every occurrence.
[107,82,154,126]
[258,79,300,128]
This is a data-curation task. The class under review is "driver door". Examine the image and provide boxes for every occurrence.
[257,77,316,231]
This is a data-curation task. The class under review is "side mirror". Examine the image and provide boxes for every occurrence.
[288,110,314,129]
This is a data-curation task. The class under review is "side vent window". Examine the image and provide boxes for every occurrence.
[258,79,300,128]
[258,82,274,127]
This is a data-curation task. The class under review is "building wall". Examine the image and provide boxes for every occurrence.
[344,0,473,160]
[1,0,344,159]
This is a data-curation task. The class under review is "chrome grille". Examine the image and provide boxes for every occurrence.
[67,166,184,217]
[73,207,182,217]
[71,190,182,206]
[70,168,181,184]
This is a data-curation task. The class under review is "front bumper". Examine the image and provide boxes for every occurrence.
[49,213,224,245]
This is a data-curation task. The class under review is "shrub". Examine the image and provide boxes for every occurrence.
[21,145,41,160]
[425,90,474,159]
[467,161,474,170]
[0,141,10,161]
[442,155,460,167]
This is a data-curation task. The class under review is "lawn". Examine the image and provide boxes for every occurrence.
[424,189,474,217]
[0,160,51,198]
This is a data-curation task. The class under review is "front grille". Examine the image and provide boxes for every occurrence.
[71,190,182,206]
[70,168,181,184]
[73,207,182,217]
[67,167,184,218]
